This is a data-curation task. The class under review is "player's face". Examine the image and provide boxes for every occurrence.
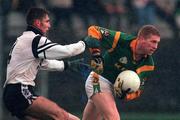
[38,15,51,34]
[140,35,160,55]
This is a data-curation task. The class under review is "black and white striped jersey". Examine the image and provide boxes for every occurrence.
[4,30,85,87]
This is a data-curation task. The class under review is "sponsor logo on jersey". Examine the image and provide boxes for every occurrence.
[100,29,109,37]
[115,57,128,70]
[119,57,127,64]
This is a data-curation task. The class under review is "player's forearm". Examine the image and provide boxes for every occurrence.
[38,41,85,59]
[40,59,66,71]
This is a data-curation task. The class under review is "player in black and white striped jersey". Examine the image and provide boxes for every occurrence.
[3,7,86,120]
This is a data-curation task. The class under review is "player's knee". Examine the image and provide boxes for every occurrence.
[68,113,80,120]
[53,108,69,120]
[45,103,67,120]
[54,111,80,120]
[105,111,120,120]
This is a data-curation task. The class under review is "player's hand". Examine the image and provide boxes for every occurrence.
[90,53,103,74]
[64,58,84,71]
[83,36,100,48]
[114,77,123,97]
[114,79,131,99]
[119,88,131,99]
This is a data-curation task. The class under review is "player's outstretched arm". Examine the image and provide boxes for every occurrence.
[83,36,101,48]
[32,35,86,60]
[40,59,65,71]
[39,41,86,59]
[40,58,88,72]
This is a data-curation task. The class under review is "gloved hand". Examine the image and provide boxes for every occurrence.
[83,36,101,48]
[114,78,131,99]
[90,51,104,74]
[119,88,131,99]
[114,77,123,97]
[64,58,85,71]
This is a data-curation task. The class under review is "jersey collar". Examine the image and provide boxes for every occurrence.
[130,39,137,61]
[130,39,147,61]
[26,25,44,36]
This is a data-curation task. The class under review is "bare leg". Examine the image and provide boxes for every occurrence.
[24,96,80,120]
[91,92,120,120]
[82,99,103,120]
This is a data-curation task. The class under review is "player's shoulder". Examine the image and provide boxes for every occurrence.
[120,32,136,42]
[19,31,37,40]
[116,32,136,48]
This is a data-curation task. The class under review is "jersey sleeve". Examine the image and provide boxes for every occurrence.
[32,35,86,59]
[40,59,65,71]
[87,25,136,52]
[88,25,121,50]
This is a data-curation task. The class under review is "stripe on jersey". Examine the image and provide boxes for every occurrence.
[32,35,58,58]
[32,35,41,58]
[43,39,48,59]
[108,32,121,52]
[88,26,102,40]
[136,65,154,74]
[37,42,58,55]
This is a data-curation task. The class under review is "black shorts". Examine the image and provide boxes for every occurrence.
[3,83,38,119]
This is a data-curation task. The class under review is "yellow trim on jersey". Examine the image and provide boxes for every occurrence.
[108,32,121,52]
[92,72,100,83]
[130,39,148,61]
[88,26,102,40]
[136,65,155,74]
[130,39,138,60]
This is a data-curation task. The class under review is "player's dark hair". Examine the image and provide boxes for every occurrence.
[26,7,49,25]
[138,25,160,39]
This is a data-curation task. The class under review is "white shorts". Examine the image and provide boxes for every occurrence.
[85,71,114,98]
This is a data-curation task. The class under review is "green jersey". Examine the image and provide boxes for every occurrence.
[87,26,155,87]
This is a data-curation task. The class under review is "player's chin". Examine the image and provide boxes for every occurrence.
[43,30,49,34]
[44,28,49,32]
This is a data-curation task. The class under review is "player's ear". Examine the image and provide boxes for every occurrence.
[138,36,144,41]
[33,19,41,28]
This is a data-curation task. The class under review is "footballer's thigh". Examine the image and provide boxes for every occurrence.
[92,92,120,120]
[82,100,102,120]
[85,72,120,120]
[24,96,79,120]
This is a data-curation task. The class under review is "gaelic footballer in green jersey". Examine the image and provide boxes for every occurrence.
[82,25,160,120]
[86,25,160,100]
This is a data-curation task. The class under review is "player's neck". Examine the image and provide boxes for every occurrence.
[134,54,144,61]
[134,46,146,61]
[135,40,147,61]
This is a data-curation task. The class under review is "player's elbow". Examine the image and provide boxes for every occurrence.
[88,26,102,40]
